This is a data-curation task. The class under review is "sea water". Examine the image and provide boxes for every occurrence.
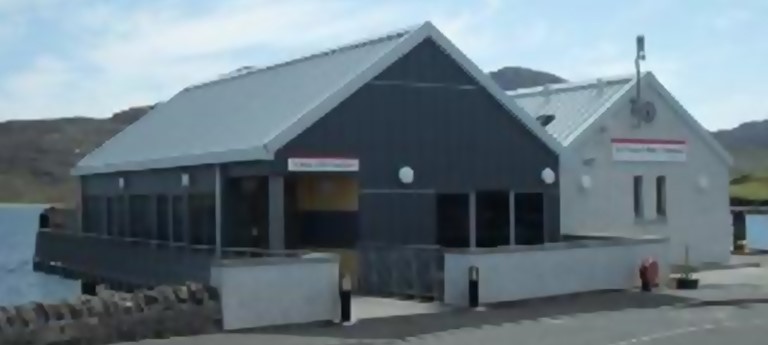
[0,204,79,306]
[746,214,768,250]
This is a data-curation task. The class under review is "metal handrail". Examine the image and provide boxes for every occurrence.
[36,228,305,258]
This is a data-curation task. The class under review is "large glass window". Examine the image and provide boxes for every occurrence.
[129,195,152,239]
[634,176,644,219]
[157,195,170,242]
[656,176,667,217]
[189,193,216,245]
[82,196,102,234]
[171,195,185,243]
[112,197,125,237]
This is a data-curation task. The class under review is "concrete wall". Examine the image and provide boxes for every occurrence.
[443,237,669,306]
[210,254,339,330]
[560,79,731,265]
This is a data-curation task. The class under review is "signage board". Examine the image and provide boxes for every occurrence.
[287,158,359,172]
[611,138,687,162]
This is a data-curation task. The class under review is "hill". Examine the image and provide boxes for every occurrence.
[488,66,567,91]
[0,106,152,204]
[712,119,768,175]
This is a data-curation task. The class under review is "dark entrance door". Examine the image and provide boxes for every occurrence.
[436,193,470,247]
[227,177,269,248]
[476,191,510,247]
[514,192,545,245]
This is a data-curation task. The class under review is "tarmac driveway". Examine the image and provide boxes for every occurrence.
[123,266,768,345]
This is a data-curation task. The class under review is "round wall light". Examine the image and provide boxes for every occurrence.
[580,174,592,189]
[399,166,414,184]
[181,173,190,187]
[117,177,125,190]
[541,167,556,184]
[698,175,709,190]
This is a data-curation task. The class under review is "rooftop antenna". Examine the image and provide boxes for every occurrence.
[634,34,645,101]
[629,34,657,126]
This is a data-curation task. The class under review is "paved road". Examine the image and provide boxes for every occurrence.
[123,267,768,345]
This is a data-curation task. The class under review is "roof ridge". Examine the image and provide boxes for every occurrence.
[184,23,422,91]
[506,73,640,97]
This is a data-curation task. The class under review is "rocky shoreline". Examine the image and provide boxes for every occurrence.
[0,283,220,344]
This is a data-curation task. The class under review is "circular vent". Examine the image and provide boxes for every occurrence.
[631,100,657,124]
[536,114,556,127]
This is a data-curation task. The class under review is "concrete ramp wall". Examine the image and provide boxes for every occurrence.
[443,236,669,306]
[210,253,340,330]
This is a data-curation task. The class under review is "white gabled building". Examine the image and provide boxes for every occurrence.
[508,72,733,265]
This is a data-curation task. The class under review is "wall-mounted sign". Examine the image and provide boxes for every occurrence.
[288,158,359,172]
[611,138,687,162]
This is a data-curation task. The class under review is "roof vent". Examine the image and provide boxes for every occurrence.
[596,78,605,94]
[536,114,556,127]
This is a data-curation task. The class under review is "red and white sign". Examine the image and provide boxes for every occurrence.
[287,157,359,172]
[611,138,687,162]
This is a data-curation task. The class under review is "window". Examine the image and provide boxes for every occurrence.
[105,197,114,236]
[82,197,94,233]
[157,195,170,242]
[189,193,216,245]
[633,176,643,219]
[111,197,125,237]
[81,196,105,234]
[656,176,667,217]
[171,195,185,243]
[129,195,152,239]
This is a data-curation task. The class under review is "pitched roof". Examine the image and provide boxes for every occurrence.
[507,74,636,145]
[508,72,733,165]
[74,22,562,175]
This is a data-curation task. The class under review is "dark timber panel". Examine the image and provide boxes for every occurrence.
[279,38,560,245]
[359,192,436,245]
[374,39,476,85]
[81,165,216,196]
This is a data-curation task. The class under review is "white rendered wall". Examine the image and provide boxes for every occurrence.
[560,80,731,265]
[444,238,668,306]
[210,254,340,330]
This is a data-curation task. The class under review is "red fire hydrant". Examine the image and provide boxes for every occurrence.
[639,257,658,292]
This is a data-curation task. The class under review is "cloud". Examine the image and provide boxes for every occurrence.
[5,0,757,132]
[1,0,511,120]
[0,56,74,118]
[712,8,753,31]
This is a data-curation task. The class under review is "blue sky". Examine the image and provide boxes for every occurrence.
[0,0,765,130]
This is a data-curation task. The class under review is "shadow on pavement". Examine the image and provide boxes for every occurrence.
[251,290,697,340]
[681,298,768,309]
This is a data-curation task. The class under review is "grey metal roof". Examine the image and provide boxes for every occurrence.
[74,22,565,175]
[507,75,635,145]
[74,27,413,175]
[507,72,733,166]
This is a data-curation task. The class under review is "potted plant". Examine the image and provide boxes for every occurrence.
[675,245,699,290]
[734,240,748,254]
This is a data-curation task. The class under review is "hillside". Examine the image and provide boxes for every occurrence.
[0,106,152,204]
[712,119,768,175]
[488,66,567,91]
[0,66,766,204]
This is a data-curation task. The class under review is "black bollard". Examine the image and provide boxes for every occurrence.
[340,274,352,324]
[468,266,479,308]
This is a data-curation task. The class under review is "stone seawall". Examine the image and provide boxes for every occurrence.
[0,283,221,344]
